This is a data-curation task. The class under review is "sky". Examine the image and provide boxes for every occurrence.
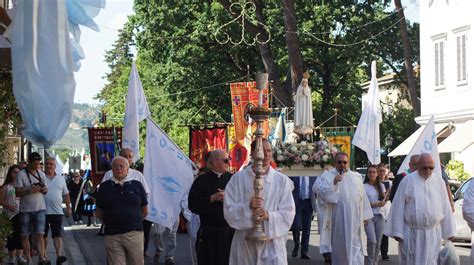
[73,0,133,104]
[73,0,419,104]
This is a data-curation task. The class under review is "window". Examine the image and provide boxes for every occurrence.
[456,34,467,84]
[434,40,445,88]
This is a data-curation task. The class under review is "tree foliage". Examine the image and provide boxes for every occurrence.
[96,0,420,158]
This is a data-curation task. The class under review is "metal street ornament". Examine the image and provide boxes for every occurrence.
[215,2,271,46]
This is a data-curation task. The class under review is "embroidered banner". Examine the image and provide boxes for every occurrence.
[189,126,228,168]
[229,81,270,143]
[87,127,122,185]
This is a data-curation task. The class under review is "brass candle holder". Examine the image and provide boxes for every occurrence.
[245,73,271,242]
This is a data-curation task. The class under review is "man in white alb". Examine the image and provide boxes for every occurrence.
[224,139,295,265]
[317,152,373,265]
[384,153,455,265]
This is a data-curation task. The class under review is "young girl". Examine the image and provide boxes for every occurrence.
[363,165,387,265]
[0,165,26,264]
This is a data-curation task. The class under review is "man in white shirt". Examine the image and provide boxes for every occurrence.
[318,152,373,265]
[43,157,71,265]
[224,139,295,265]
[385,153,455,265]
[15,152,49,264]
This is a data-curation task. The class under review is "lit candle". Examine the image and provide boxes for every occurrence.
[258,89,263,107]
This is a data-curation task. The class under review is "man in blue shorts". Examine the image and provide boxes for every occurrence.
[15,152,49,264]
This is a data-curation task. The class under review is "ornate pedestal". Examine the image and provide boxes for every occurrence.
[281,166,324,177]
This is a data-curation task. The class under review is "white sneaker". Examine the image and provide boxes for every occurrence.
[17,256,29,265]
[74,221,78,225]
[79,220,83,224]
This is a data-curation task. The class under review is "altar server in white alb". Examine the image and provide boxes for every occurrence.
[224,139,295,265]
[318,152,373,265]
[385,153,455,265]
[462,178,474,264]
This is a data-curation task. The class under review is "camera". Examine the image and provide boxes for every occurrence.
[33,182,45,188]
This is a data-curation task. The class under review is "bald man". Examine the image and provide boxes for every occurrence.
[384,153,455,265]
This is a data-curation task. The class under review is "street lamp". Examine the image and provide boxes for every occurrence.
[385,134,393,171]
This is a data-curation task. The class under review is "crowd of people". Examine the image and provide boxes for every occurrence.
[0,140,468,265]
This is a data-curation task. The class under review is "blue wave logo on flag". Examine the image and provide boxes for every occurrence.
[157,176,182,193]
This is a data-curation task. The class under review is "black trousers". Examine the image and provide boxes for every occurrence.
[143,219,153,253]
[196,226,234,265]
[6,214,22,251]
[380,234,389,257]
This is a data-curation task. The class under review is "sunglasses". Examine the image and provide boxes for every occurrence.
[421,166,435,170]
[220,158,230,164]
[337,161,348,165]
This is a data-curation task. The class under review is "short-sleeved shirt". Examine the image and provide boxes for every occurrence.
[2,184,20,219]
[44,172,69,215]
[364,183,386,215]
[15,169,46,212]
[102,169,150,194]
[96,180,147,235]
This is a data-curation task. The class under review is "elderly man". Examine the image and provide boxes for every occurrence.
[462,179,474,264]
[224,139,295,265]
[188,149,234,265]
[385,153,455,265]
[101,148,151,253]
[15,152,49,264]
[43,157,71,265]
[96,157,148,265]
[317,152,373,265]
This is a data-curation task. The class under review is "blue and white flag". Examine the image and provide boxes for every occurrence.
[352,61,383,165]
[144,119,194,229]
[123,62,151,163]
[397,116,442,178]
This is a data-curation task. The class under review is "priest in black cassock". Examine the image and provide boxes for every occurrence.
[188,149,235,265]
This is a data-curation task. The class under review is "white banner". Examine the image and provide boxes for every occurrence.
[352,61,383,165]
[144,119,194,229]
[123,62,151,163]
[397,116,442,178]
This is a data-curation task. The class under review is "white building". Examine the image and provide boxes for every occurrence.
[390,0,474,174]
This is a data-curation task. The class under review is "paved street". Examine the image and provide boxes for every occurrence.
[27,218,470,265]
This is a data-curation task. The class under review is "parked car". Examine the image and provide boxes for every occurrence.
[355,167,367,178]
[453,177,473,242]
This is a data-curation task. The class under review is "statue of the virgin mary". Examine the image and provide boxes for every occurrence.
[293,72,314,136]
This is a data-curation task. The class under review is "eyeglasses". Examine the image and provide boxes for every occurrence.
[337,161,348,165]
[421,166,435,171]
[220,158,230,164]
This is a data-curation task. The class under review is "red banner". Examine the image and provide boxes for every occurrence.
[88,127,122,185]
[230,82,270,143]
[189,127,227,168]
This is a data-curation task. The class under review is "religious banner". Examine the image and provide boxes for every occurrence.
[88,127,122,185]
[322,127,356,168]
[230,82,270,143]
[189,126,227,168]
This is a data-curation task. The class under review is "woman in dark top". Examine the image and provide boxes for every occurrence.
[67,172,84,224]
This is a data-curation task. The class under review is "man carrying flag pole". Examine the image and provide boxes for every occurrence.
[352,60,383,165]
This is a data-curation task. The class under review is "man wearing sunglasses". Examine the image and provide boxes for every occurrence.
[385,153,455,265]
[188,149,234,265]
[317,152,373,265]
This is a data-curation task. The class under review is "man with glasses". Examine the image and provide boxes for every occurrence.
[317,152,373,265]
[385,153,455,265]
[188,149,234,265]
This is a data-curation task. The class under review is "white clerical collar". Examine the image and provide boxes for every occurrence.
[247,166,273,184]
[212,170,223,178]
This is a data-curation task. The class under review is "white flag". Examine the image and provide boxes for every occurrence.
[397,116,442,178]
[123,62,151,163]
[352,61,383,165]
[144,119,194,229]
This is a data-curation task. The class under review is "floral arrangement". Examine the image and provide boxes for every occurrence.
[273,140,339,168]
